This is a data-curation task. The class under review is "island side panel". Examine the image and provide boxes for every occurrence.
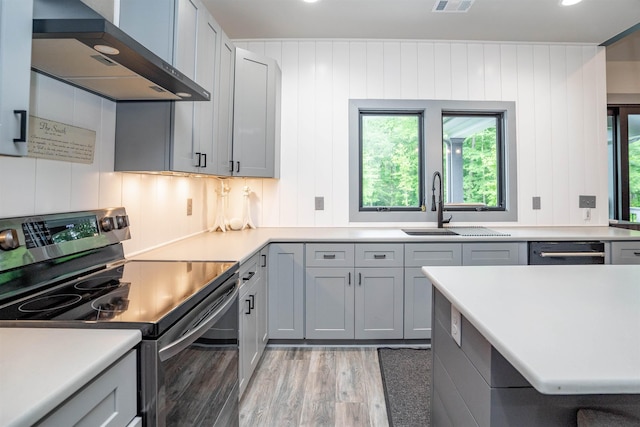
[431,287,640,427]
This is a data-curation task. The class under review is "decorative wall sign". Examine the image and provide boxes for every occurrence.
[28,116,96,164]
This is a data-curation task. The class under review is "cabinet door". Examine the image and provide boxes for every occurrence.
[239,278,258,397]
[268,243,304,339]
[171,0,204,173]
[257,247,269,352]
[404,267,433,339]
[306,267,355,339]
[214,33,235,176]
[355,268,404,339]
[0,0,32,156]
[232,48,280,177]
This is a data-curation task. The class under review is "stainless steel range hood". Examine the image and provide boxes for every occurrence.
[31,0,210,102]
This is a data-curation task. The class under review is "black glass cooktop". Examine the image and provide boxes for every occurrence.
[0,260,237,337]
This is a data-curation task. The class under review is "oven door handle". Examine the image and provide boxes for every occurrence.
[539,251,605,258]
[158,286,238,362]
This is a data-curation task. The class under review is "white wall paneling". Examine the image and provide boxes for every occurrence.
[232,39,608,227]
[3,39,609,247]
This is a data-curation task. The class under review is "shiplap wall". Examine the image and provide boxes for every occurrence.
[230,39,609,228]
[0,72,218,256]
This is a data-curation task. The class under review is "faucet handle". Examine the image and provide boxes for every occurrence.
[442,215,452,224]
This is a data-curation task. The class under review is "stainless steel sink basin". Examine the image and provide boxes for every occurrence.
[402,228,458,236]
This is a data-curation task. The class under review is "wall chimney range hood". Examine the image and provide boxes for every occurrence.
[31,0,210,102]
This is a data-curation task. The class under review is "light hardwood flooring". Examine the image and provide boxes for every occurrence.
[239,347,389,427]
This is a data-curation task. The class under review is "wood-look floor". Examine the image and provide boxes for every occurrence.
[239,347,389,427]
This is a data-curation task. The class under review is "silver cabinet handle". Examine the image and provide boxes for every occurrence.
[539,251,605,258]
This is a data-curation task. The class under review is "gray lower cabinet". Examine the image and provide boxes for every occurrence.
[239,254,260,397]
[306,266,355,339]
[257,246,269,352]
[610,241,640,264]
[405,243,462,339]
[462,242,527,265]
[38,350,138,426]
[305,243,403,339]
[268,243,304,339]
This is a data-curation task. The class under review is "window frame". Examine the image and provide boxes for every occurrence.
[358,109,426,213]
[608,105,640,222]
[349,99,518,223]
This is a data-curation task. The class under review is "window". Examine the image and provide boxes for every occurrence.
[349,99,517,223]
[360,112,424,211]
[608,106,640,222]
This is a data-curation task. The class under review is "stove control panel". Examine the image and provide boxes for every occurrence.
[0,207,131,272]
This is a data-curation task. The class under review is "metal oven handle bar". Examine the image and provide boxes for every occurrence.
[158,285,238,362]
[539,251,605,258]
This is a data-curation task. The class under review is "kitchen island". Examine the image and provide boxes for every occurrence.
[422,264,640,426]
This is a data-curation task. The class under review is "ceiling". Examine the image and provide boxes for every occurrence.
[203,0,640,48]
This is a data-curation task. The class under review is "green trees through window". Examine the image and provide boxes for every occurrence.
[360,114,421,209]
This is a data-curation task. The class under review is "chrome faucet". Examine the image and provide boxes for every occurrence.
[431,171,452,228]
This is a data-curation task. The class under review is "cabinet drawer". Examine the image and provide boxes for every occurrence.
[405,243,462,267]
[610,241,640,264]
[306,243,355,267]
[355,244,404,267]
[462,242,525,266]
[239,253,260,293]
[38,350,137,427]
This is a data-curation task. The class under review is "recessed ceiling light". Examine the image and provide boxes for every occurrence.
[303,0,319,3]
[94,44,119,55]
[560,0,583,5]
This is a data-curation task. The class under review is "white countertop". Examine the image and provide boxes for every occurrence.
[132,226,640,263]
[422,264,640,395]
[0,328,141,427]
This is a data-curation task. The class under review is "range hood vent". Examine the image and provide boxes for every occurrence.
[31,0,210,102]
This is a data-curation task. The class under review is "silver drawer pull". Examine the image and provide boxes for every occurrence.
[323,254,336,259]
[373,254,386,259]
[539,251,605,258]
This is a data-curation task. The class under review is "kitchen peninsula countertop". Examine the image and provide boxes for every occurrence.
[0,328,141,427]
[422,264,640,395]
[132,226,640,263]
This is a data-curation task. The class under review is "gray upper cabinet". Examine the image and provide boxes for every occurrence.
[115,0,223,174]
[230,48,281,177]
[610,241,640,264]
[0,0,32,156]
[212,33,235,176]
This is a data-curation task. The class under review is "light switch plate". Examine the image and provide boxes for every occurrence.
[315,196,324,211]
[451,305,461,347]
[532,196,541,210]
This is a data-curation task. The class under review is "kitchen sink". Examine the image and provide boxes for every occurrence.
[402,228,459,236]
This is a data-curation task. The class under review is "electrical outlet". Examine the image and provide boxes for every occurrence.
[315,196,324,211]
[579,195,596,209]
[186,198,193,216]
[451,305,461,347]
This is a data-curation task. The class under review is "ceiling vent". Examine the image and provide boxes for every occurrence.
[432,0,475,12]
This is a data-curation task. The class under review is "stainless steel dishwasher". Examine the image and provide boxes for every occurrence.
[528,241,606,264]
